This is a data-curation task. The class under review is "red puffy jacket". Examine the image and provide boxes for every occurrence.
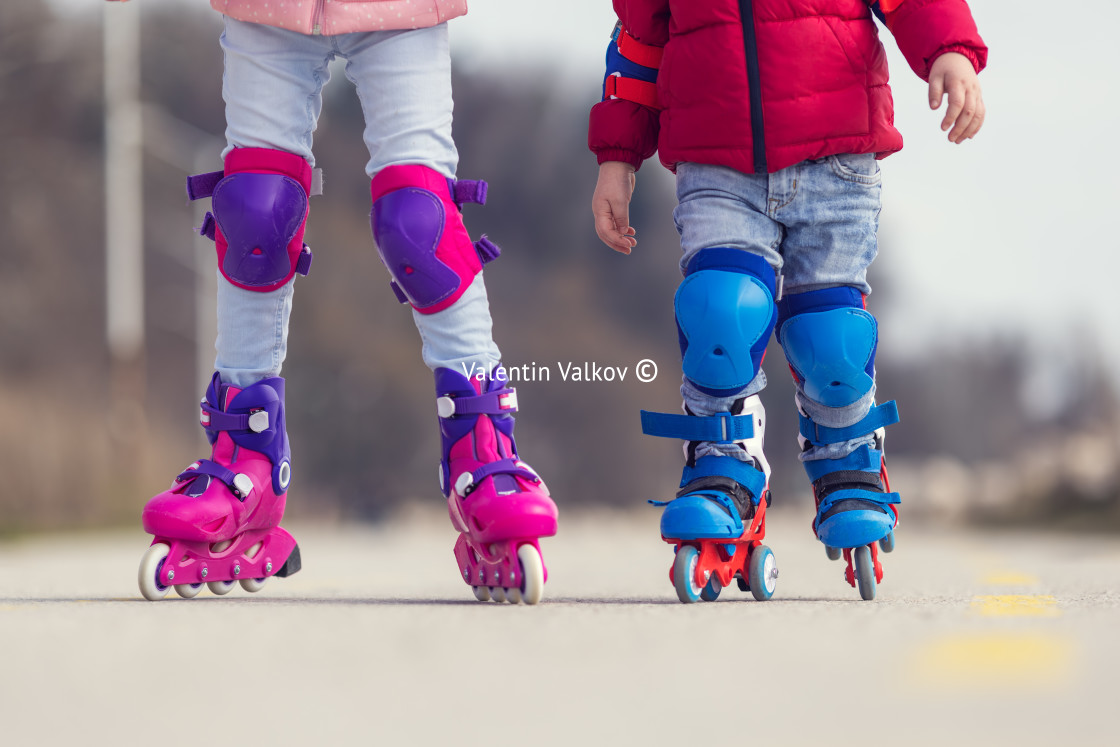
[589,0,987,174]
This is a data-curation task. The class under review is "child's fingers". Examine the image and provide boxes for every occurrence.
[929,74,945,110]
[941,79,966,132]
[960,98,986,140]
[948,86,983,143]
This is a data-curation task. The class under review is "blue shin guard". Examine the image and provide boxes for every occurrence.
[778,288,900,549]
[642,249,776,540]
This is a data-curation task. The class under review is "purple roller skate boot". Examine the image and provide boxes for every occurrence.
[137,373,301,600]
[436,367,557,604]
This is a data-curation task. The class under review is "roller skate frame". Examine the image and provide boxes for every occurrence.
[138,527,301,600]
[665,494,777,604]
[453,533,546,605]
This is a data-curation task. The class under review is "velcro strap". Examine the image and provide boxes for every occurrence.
[604,74,661,109]
[186,170,224,201]
[177,459,236,489]
[448,178,488,207]
[437,387,518,418]
[458,458,540,496]
[475,236,501,264]
[388,281,409,304]
[799,400,900,446]
[641,410,754,444]
[187,167,323,200]
[295,245,313,276]
[199,212,217,241]
[680,456,767,504]
[614,25,664,69]
[818,488,901,517]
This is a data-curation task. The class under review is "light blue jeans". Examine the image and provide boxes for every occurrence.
[674,157,883,461]
[213,17,501,387]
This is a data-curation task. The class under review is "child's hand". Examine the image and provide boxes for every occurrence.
[928,52,985,144]
[592,161,638,255]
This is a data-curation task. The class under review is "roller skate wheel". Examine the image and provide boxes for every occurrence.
[207,579,237,596]
[700,574,722,602]
[516,544,545,606]
[748,545,777,601]
[879,531,895,553]
[672,545,703,604]
[854,545,876,600]
[239,577,268,593]
[472,586,491,602]
[491,587,507,603]
[138,543,172,601]
[825,545,842,561]
[175,583,203,599]
[506,586,523,604]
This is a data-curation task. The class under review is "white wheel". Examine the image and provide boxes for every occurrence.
[491,586,507,603]
[517,544,545,606]
[239,577,268,593]
[506,586,523,605]
[175,583,203,599]
[138,543,172,601]
[472,585,491,602]
[207,579,236,596]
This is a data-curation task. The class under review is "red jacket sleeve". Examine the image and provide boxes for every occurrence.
[587,0,670,171]
[879,0,988,80]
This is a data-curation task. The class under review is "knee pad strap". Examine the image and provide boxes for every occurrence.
[370,165,499,315]
[189,148,315,293]
[675,248,777,394]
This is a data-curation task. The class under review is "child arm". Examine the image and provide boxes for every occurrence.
[873,0,988,142]
[589,1,669,254]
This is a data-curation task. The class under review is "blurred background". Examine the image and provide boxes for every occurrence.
[2,0,1118,536]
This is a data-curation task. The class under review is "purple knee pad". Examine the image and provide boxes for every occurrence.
[187,148,315,293]
[370,164,500,314]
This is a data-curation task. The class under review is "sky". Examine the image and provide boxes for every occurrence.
[60,1,1120,393]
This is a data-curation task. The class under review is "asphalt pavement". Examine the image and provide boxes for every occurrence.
[1,508,1117,746]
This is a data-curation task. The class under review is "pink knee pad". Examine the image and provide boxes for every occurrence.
[188,148,315,293]
[370,164,500,314]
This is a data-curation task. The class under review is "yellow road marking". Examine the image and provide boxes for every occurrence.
[971,594,1059,617]
[913,633,1075,690]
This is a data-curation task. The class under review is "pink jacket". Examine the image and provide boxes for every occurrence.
[210,0,468,35]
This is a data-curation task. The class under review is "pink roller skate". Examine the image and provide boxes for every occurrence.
[137,373,301,600]
[437,367,557,604]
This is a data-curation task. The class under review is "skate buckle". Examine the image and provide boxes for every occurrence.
[232,473,253,500]
[437,396,456,418]
[455,471,475,497]
[248,410,269,433]
[499,391,518,410]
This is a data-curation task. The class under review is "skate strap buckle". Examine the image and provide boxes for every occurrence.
[817,488,901,516]
[176,460,253,501]
[475,235,501,264]
[798,401,899,446]
[295,245,313,276]
[200,403,271,434]
[437,388,518,419]
[454,458,541,497]
[641,410,754,444]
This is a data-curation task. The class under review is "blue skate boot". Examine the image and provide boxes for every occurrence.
[641,248,779,604]
[777,287,901,600]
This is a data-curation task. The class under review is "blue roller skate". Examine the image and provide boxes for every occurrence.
[777,287,901,600]
[642,247,781,604]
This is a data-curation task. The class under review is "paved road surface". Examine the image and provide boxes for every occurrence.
[1,509,1117,746]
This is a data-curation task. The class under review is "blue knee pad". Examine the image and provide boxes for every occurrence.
[675,248,777,395]
[776,287,877,408]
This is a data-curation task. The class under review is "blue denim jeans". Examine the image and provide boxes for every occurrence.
[674,157,883,461]
[213,17,500,387]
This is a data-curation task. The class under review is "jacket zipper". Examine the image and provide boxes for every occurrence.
[312,0,326,35]
[737,0,768,173]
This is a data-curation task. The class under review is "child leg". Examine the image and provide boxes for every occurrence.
[340,26,556,603]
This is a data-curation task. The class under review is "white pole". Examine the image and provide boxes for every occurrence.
[104,1,144,361]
